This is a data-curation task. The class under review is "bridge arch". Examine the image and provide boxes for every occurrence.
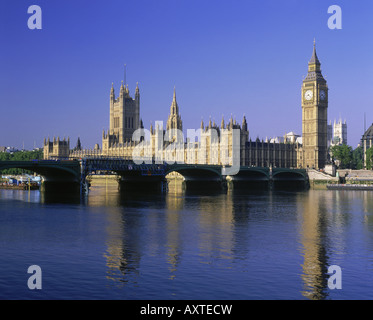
[271,168,308,189]
[165,164,222,181]
[0,160,81,183]
[272,169,308,181]
[227,167,270,181]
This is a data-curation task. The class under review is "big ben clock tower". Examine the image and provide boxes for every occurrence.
[301,40,328,169]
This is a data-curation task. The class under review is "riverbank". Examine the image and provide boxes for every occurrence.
[327,184,373,190]
[308,168,373,190]
[0,184,39,190]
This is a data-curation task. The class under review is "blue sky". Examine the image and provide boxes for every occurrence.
[1,0,372,149]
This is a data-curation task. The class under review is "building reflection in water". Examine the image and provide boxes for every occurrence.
[196,188,241,265]
[88,178,239,285]
[165,182,259,278]
[0,189,41,203]
[103,205,141,285]
[164,181,185,280]
[298,190,330,299]
[297,189,357,300]
[88,179,142,285]
[84,177,372,298]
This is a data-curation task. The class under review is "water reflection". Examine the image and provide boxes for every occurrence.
[103,205,142,286]
[298,191,330,299]
[0,189,41,203]
[88,180,336,297]
[13,178,372,299]
[4,177,373,299]
[165,193,183,280]
[297,190,373,299]
[40,190,82,204]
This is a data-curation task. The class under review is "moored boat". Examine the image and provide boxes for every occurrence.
[327,184,373,190]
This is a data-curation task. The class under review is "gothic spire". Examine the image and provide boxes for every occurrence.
[120,80,124,95]
[135,82,139,96]
[74,137,82,151]
[166,86,183,133]
[170,86,179,114]
[110,82,115,99]
[305,39,325,82]
[124,64,126,86]
[242,115,247,131]
[309,38,320,65]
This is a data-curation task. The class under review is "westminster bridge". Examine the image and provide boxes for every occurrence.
[0,158,309,193]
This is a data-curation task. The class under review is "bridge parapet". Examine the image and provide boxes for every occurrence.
[0,159,310,193]
[0,160,81,181]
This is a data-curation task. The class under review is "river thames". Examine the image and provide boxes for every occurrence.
[1,179,373,300]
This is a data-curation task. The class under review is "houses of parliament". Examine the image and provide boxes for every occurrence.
[44,41,329,170]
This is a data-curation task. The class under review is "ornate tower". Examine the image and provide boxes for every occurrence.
[301,40,328,169]
[109,80,140,144]
[166,87,183,141]
[103,68,140,151]
[43,136,70,159]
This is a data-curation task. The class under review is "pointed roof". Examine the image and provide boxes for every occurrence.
[304,39,325,83]
[362,123,373,139]
[166,86,183,132]
[309,38,320,65]
[74,137,82,151]
[135,82,139,94]
[242,115,247,125]
[170,86,179,114]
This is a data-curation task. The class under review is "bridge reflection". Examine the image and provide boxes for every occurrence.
[2,175,371,299]
[85,181,342,299]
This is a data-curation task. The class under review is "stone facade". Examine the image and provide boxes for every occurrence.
[300,40,328,169]
[102,80,140,153]
[245,139,300,168]
[45,42,331,169]
[328,119,347,146]
[44,76,300,168]
[43,137,70,159]
[362,123,373,168]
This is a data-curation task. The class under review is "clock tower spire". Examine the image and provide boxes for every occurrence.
[301,40,328,169]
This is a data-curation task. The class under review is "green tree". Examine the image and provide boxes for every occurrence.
[330,145,353,169]
[366,147,373,170]
[0,150,43,175]
[352,146,364,170]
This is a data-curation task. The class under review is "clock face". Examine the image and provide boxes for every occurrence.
[304,90,313,101]
[320,90,326,100]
